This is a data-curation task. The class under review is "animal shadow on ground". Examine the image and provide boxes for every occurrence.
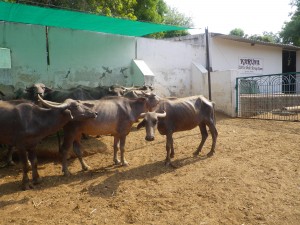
[86,155,209,198]
[0,136,109,196]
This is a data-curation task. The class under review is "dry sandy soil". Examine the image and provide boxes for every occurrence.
[0,113,299,225]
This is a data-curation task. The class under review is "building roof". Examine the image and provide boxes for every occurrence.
[211,33,300,51]
[0,1,188,37]
[169,33,300,51]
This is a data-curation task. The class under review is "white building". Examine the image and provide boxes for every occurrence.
[168,33,300,117]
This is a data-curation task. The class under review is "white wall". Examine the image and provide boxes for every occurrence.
[210,37,282,76]
[201,70,238,117]
[136,38,202,97]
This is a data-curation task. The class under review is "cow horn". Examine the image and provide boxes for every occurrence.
[157,111,167,118]
[139,112,147,118]
[38,94,68,109]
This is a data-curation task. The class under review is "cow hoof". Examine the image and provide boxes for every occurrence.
[22,182,34,191]
[165,161,177,168]
[33,177,42,185]
[8,160,16,166]
[0,162,8,168]
[82,164,91,171]
[193,151,199,156]
[63,170,72,176]
[207,152,214,157]
[114,159,121,165]
[122,161,129,166]
[170,153,175,158]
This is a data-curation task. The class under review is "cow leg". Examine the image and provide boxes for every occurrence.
[120,136,128,166]
[165,133,173,166]
[73,140,91,171]
[170,136,175,158]
[193,122,208,156]
[113,137,121,165]
[6,145,16,166]
[60,138,73,176]
[19,149,32,190]
[27,149,41,185]
[206,121,218,157]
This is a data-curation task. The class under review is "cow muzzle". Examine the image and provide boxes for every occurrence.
[145,136,155,141]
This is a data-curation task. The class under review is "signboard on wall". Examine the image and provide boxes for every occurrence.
[238,57,263,75]
[0,48,11,69]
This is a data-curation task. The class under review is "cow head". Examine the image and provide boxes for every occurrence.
[108,85,125,96]
[144,93,160,111]
[26,83,52,99]
[137,111,166,141]
[38,95,97,121]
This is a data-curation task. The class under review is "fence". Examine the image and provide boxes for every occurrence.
[236,72,300,121]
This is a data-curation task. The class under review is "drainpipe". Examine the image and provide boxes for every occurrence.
[205,27,212,101]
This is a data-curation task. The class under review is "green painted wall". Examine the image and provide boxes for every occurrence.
[48,27,136,88]
[0,21,136,89]
[0,22,47,87]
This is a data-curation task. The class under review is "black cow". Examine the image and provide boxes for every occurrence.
[43,84,124,103]
[0,95,97,190]
[137,95,218,166]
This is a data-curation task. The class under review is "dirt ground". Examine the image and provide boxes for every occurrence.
[0,112,299,225]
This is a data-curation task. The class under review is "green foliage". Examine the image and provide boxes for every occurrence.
[161,7,192,38]
[229,28,281,44]
[280,0,300,46]
[229,28,245,37]
[134,0,167,23]
[247,32,281,43]
[6,0,138,20]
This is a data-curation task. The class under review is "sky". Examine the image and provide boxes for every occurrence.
[164,0,295,35]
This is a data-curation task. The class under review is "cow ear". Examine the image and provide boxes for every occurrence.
[64,109,74,120]
[44,86,53,93]
[137,119,146,130]
[25,87,34,93]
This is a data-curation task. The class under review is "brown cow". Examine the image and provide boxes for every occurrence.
[0,96,97,190]
[60,94,160,176]
[137,95,218,166]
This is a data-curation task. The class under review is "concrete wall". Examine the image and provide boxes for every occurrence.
[210,37,282,76]
[201,70,238,117]
[0,22,47,87]
[136,38,202,97]
[0,22,203,98]
[48,27,136,88]
[0,22,136,89]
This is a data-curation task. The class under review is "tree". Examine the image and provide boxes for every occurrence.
[229,28,245,37]
[161,6,193,38]
[229,28,281,43]
[4,0,138,20]
[248,32,281,43]
[134,0,167,23]
[280,0,300,46]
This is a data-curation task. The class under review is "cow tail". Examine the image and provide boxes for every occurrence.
[212,101,216,126]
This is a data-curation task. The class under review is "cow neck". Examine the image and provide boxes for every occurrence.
[129,98,148,121]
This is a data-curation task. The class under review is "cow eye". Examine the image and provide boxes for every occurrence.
[153,119,158,125]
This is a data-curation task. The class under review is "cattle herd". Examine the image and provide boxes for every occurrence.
[0,83,218,190]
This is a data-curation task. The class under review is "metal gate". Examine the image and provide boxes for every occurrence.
[236,72,300,121]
